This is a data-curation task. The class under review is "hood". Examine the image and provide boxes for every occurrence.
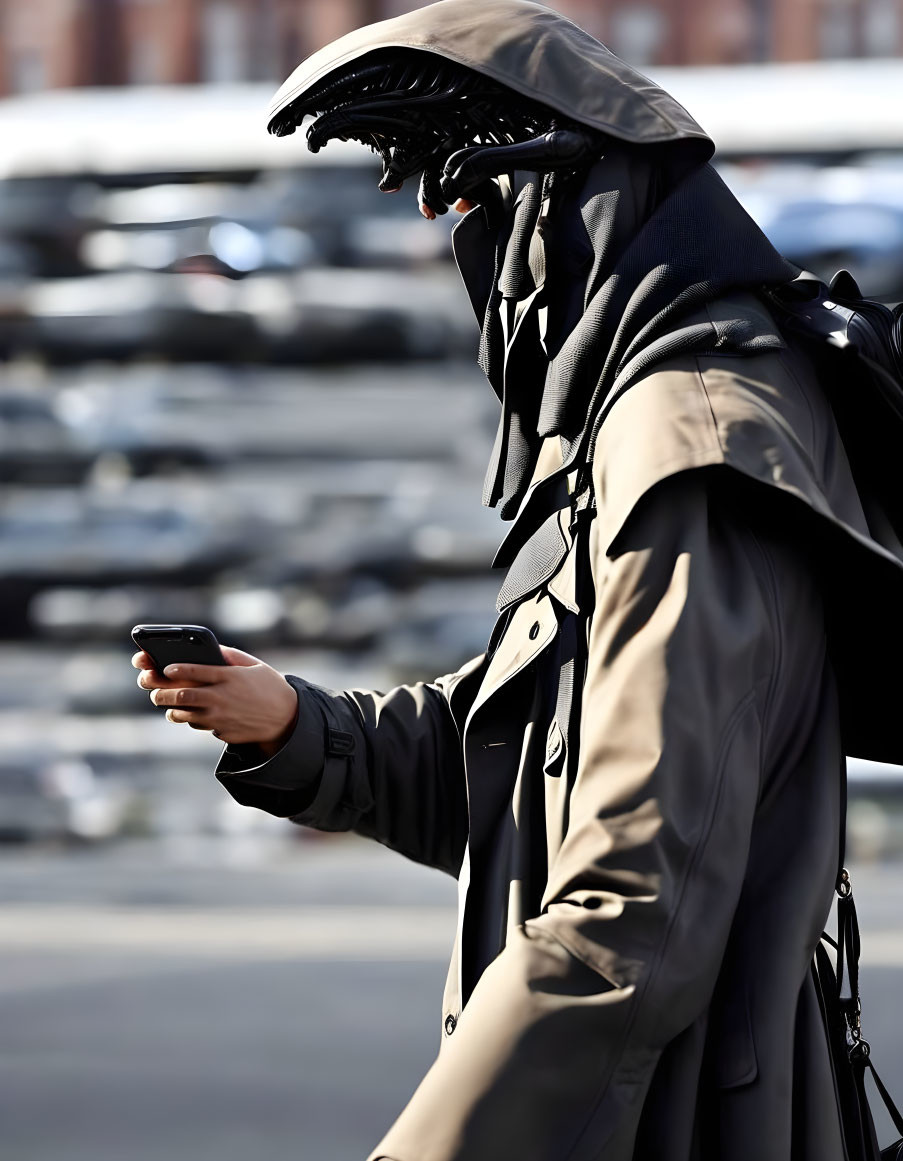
[267,0,714,162]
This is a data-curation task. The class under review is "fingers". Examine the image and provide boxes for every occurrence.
[155,662,231,684]
[132,651,201,692]
[136,668,203,691]
[138,678,218,729]
[151,686,215,728]
[440,144,485,202]
[418,166,448,220]
[135,641,289,744]
[150,686,214,710]
[162,646,261,683]
[438,146,504,223]
[164,707,213,727]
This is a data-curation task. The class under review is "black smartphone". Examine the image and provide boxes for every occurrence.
[131,624,226,676]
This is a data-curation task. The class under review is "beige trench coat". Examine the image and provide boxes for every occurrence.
[216,292,903,1160]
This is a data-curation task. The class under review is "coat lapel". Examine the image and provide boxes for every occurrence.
[464,590,558,733]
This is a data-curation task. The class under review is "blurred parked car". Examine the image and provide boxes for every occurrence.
[80,181,319,278]
[249,267,475,363]
[2,265,474,364]
[342,211,454,267]
[0,748,135,842]
[0,484,264,636]
[0,176,93,278]
[719,161,903,300]
[764,199,903,301]
[0,389,96,484]
[53,361,491,467]
[14,273,259,363]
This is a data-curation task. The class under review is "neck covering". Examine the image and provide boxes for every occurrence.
[478,151,798,522]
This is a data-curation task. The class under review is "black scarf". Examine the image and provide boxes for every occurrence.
[478,151,799,527]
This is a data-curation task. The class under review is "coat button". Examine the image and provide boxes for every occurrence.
[529,621,541,640]
[444,1014,457,1036]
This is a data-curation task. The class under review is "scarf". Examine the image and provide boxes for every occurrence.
[478,150,799,532]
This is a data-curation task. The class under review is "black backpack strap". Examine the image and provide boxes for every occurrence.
[832,849,903,1156]
[868,1061,903,1142]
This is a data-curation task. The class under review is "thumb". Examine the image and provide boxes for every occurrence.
[220,644,263,667]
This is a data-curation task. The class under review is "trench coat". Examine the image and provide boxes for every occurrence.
[214,277,903,1159]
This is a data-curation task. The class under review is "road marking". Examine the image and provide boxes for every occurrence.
[0,904,456,961]
[0,905,900,976]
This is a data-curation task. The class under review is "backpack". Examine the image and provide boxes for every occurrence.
[764,269,903,546]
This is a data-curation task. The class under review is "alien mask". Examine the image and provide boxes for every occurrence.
[267,47,606,219]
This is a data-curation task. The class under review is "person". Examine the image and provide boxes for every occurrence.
[133,2,903,1158]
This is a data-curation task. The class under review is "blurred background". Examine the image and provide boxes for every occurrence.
[1,2,903,1159]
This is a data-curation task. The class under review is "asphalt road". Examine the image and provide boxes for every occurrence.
[1,836,901,1161]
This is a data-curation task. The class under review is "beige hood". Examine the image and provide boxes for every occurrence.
[267,0,714,159]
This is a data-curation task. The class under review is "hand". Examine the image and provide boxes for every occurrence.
[132,644,299,754]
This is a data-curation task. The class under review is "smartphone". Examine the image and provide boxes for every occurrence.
[131,624,226,676]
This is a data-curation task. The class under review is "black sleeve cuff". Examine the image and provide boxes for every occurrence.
[214,675,330,817]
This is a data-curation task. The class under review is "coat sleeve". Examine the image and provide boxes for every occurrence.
[214,659,484,877]
[369,470,794,1161]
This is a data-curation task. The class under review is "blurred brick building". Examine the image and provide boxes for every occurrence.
[0,0,901,95]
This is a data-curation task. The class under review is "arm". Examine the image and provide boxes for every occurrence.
[370,471,785,1161]
[134,642,482,876]
[215,660,484,877]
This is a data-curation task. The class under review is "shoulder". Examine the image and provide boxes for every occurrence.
[591,310,844,555]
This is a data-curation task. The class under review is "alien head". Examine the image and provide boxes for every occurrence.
[268,46,600,219]
[267,0,713,220]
